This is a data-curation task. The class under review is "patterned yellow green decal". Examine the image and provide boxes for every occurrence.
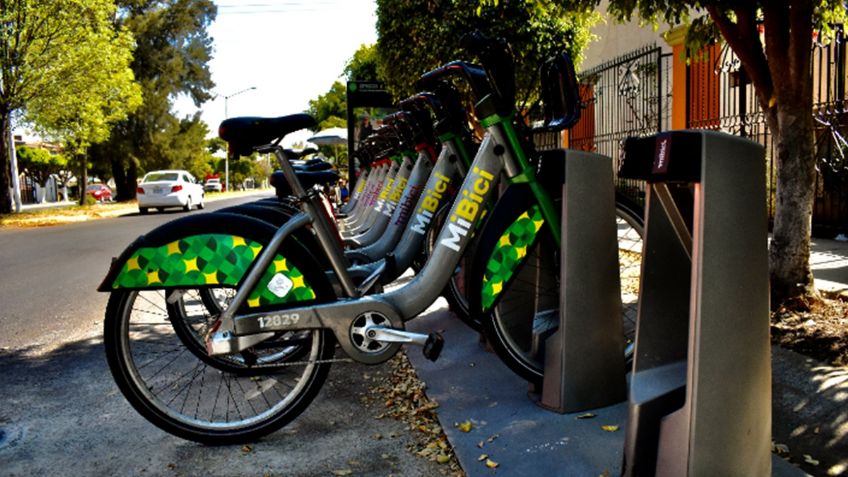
[481,206,545,310]
[111,234,315,306]
[246,255,316,307]
[113,234,263,288]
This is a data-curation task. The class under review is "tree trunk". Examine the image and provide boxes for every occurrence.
[768,103,820,307]
[127,160,138,199]
[0,112,11,214]
[78,159,88,206]
[111,157,126,200]
[111,157,138,201]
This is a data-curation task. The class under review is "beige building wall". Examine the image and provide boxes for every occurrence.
[580,0,673,71]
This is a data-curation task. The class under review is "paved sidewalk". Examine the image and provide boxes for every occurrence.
[19,200,77,211]
[811,236,848,294]
[405,237,848,476]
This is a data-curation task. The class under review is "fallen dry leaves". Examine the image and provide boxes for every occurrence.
[771,293,848,366]
[456,420,473,433]
[371,353,464,477]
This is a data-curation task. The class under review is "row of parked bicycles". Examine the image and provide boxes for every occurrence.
[99,33,645,444]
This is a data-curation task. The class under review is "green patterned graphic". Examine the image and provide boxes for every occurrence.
[481,206,545,310]
[111,234,315,307]
[246,255,316,307]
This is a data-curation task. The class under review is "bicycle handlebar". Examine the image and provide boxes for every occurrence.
[460,31,516,116]
[538,52,582,131]
[396,97,436,146]
[417,61,492,105]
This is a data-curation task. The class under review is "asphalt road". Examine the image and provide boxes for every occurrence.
[0,194,274,350]
[0,195,451,476]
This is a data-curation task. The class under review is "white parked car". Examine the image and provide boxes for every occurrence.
[137,170,205,214]
[204,177,223,192]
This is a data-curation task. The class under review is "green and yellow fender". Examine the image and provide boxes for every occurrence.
[98,212,335,310]
[467,184,552,317]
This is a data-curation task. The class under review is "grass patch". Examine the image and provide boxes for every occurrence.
[0,188,272,228]
[0,201,139,228]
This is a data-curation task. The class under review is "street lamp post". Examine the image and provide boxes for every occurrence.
[222,86,256,192]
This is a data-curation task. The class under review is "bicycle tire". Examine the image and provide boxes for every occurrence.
[105,290,335,444]
[472,187,644,385]
[103,218,338,444]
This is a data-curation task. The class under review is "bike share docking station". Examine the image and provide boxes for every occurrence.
[613,130,771,476]
[532,148,629,413]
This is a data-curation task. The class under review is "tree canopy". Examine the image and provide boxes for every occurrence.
[307,81,347,131]
[544,0,847,306]
[345,43,379,82]
[89,0,217,201]
[15,145,65,188]
[0,0,141,213]
[375,0,598,100]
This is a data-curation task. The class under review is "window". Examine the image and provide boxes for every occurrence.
[143,172,179,182]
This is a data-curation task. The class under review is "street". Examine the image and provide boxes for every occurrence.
[0,194,273,350]
[0,195,452,477]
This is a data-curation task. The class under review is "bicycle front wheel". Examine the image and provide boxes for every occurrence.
[478,198,644,385]
[104,289,334,444]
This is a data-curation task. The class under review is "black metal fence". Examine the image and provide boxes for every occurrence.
[563,35,848,235]
[569,45,674,204]
[687,30,848,235]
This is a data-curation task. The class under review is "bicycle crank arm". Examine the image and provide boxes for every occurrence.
[365,325,429,345]
[364,326,444,362]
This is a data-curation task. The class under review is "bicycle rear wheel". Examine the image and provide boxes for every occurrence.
[478,197,643,385]
[172,288,312,371]
[104,289,335,444]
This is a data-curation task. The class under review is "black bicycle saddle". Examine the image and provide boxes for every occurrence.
[219,114,317,157]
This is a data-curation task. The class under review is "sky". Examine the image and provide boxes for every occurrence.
[174,0,378,146]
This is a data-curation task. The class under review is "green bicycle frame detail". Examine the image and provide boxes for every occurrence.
[111,234,315,307]
[476,113,561,311]
[480,113,561,247]
[437,132,473,168]
[480,205,544,310]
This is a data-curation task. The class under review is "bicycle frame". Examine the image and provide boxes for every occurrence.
[345,153,415,247]
[209,113,561,364]
[344,159,398,233]
[340,161,389,227]
[345,148,433,262]
[349,137,466,278]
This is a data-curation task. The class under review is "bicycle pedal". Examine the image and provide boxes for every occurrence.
[422,333,444,362]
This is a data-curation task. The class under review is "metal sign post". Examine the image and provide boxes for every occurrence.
[346,81,394,187]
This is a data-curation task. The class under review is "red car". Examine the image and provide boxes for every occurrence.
[86,184,113,202]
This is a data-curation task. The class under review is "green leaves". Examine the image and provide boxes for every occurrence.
[0,0,146,211]
[15,146,67,187]
[375,0,599,103]
[87,0,217,199]
[307,81,347,132]
[345,43,380,82]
